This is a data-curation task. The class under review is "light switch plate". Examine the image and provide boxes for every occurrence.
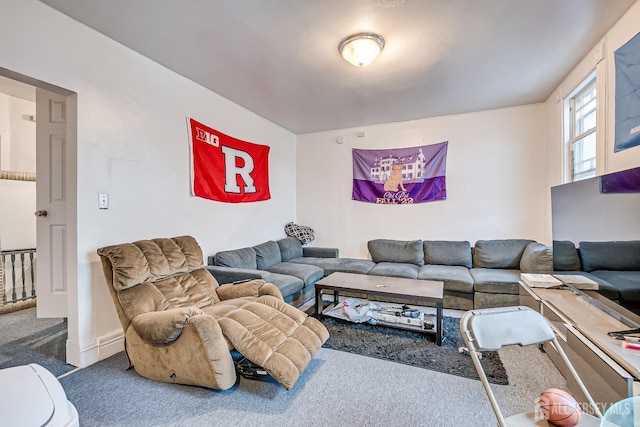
[98,193,109,209]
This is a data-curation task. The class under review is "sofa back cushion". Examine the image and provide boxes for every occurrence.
[97,236,219,324]
[520,242,553,273]
[214,246,258,269]
[423,241,472,268]
[473,239,534,269]
[253,241,282,270]
[368,239,424,266]
[553,240,581,271]
[98,236,206,291]
[277,236,304,261]
[579,241,640,272]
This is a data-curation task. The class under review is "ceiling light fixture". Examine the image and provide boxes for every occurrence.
[338,32,385,67]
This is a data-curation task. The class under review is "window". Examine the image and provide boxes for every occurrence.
[566,74,597,182]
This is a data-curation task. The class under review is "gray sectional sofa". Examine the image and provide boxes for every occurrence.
[366,238,552,310]
[553,240,640,308]
[206,237,374,307]
[207,236,553,310]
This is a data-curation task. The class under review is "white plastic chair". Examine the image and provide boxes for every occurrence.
[460,306,602,426]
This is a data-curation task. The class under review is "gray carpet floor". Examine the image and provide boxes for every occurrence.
[58,344,566,427]
[0,306,75,376]
[0,305,569,426]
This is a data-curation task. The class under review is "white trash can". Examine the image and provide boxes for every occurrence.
[0,363,79,427]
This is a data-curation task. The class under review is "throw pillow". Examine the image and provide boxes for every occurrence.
[284,222,315,244]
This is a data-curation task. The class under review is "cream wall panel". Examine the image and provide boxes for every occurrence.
[0,180,36,250]
[604,0,640,173]
[296,104,547,258]
[545,0,640,185]
[0,0,296,366]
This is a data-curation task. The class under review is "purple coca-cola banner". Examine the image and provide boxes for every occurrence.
[352,142,447,204]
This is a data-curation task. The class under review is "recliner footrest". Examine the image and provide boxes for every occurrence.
[217,295,329,390]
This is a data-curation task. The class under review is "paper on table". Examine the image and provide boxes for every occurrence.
[520,273,563,288]
[553,274,599,290]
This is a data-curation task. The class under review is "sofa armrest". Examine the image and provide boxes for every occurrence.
[216,279,284,301]
[206,265,272,285]
[131,307,205,345]
[520,242,553,274]
[303,247,339,258]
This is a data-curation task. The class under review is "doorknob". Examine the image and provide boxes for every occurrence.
[35,210,48,217]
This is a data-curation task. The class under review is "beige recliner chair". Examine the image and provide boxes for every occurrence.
[97,235,329,390]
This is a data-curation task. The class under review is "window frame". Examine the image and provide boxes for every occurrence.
[565,71,597,182]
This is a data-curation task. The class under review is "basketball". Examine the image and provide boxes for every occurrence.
[538,388,582,426]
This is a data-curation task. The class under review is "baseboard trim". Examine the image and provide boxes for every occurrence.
[98,329,125,361]
[75,329,124,368]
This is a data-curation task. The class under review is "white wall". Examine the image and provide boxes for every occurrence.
[2,0,638,369]
[0,93,36,172]
[0,93,36,251]
[296,104,547,258]
[0,180,36,250]
[0,94,8,169]
[8,96,36,173]
[545,0,640,187]
[0,0,296,366]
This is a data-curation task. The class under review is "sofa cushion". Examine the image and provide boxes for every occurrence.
[423,240,472,268]
[253,241,282,270]
[579,241,640,272]
[267,262,324,286]
[520,242,553,274]
[590,271,640,303]
[263,272,305,298]
[417,264,474,293]
[367,239,424,266]
[367,262,419,279]
[214,247,257,270]
[302,246,339,258]
[553,240,581,271]
[473,239,534,269]
[290,257,375,276]
[277,237,304,262]
[474,292,520,310]
[469,268,521,295]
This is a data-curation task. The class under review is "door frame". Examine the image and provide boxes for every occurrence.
[0,66,79,366]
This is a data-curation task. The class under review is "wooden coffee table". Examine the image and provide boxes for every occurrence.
[315,272,444,345]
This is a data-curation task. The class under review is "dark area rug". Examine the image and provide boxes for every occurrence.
[308,306,508,385]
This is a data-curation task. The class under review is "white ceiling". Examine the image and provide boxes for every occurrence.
[38,0,636,134]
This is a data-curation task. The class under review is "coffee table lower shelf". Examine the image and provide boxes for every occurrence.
[315,280,443,345]
[320,302,439,337]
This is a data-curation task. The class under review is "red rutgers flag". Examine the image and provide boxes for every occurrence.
[188,117,271,203]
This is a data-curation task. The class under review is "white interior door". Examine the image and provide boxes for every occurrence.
[35,88,70,318]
